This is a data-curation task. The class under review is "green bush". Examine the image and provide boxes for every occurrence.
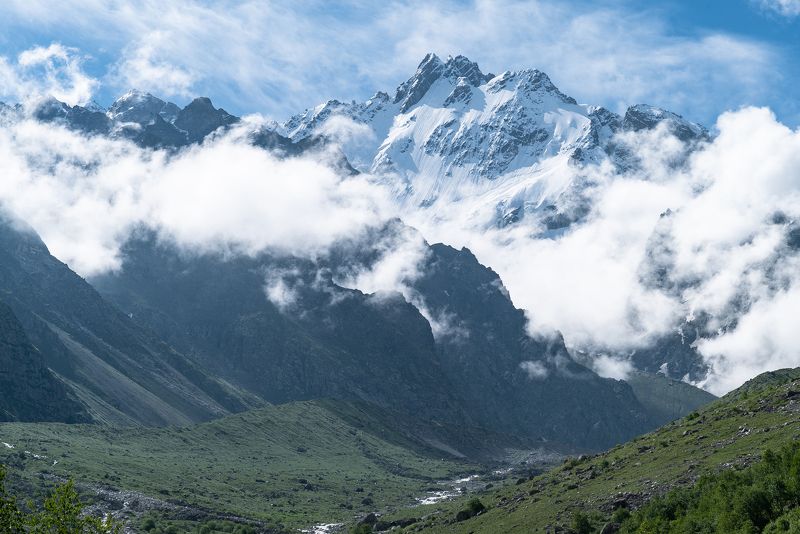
[467,497,486,515]
[455,497,487,522]
[571,511,592,534]
[620,443,800,533]
[764,508,800,533]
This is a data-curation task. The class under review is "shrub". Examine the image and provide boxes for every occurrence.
[455,497,486,522]
[619,442,800,533]
[571,511,592,534]
[467,497,486,515]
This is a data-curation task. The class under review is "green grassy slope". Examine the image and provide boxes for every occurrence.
[0,399,486,532]
[377,368,800,533]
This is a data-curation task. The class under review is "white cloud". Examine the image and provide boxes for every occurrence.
[264,268,301,311]
[0,118,392,275]
[316,115,374,143]
[0,44,97,106]
[112,32,195,97]
[697,279,800,394]
[757,0,800,16]
[339,226,428,297]
[591,354,635,381]
[520,360,549,380]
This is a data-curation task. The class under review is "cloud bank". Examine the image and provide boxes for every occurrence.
[407,107,800,394]
[0,118,391,275]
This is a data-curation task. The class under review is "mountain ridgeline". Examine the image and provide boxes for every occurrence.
[90,224,653,450]
[0,54,719,453]
[282,53,708,229]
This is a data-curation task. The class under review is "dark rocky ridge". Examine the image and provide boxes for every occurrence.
[0,216,258,426]
[0,300,88,422]
[91,223,656,450]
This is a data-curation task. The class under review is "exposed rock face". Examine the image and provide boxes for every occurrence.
[107,90,180,124]
[394,53,493,112]
[174,97,239,142]
[623,104,708,142]
[18,91,243,150]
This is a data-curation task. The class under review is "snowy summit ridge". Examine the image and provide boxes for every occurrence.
[282,53,707,230]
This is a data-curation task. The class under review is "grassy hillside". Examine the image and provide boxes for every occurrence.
[0,399,497,532]
[372,368,800,533]
[616,440,800,532]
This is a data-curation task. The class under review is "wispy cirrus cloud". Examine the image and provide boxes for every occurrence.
[0,0,785,125]
[110,32,195,98]
[757,0,800,16]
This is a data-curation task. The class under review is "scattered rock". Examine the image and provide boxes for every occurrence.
[359,512,378,525]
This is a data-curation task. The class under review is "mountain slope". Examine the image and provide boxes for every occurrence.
[91,226,653,450]
[0,215,258,426]
[0,300,88,423]
[90,232,462,425]
[624,370,716,427]
[379,367,800,533]
[409,243,651,448]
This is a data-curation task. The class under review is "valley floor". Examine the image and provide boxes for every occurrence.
[5,368,791,533]
[377,369,800,533]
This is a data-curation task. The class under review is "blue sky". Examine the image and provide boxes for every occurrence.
[0,0,797,126]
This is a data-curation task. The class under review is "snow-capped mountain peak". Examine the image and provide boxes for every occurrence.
[107,89,181,125]
[393,53,492,112]
[282,54,707,231]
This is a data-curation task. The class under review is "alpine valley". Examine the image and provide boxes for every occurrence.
[1,52,797,534]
